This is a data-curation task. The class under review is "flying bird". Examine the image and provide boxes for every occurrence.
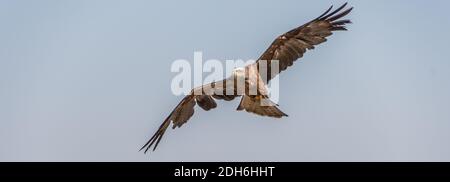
[141,3,353,153]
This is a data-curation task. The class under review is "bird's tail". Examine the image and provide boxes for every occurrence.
[237,95,288,118]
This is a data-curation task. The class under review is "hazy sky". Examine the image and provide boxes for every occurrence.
[1,0,450,161]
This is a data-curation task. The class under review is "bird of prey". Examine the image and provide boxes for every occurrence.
[141,3,353,153]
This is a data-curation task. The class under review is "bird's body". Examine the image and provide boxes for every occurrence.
[141,3,353,153]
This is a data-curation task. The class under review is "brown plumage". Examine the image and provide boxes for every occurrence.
[141,3,353,153]
[257,3,353,81]
[237,95,288,118]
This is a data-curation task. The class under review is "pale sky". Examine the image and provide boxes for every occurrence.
[1,0,450,161]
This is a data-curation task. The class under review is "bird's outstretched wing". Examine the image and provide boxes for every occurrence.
[255,3,353,81]
[140,82,238,153]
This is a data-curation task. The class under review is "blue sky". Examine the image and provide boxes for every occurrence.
[1,0,450,161]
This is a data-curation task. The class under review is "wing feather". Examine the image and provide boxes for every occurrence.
[141,81,238,153]
[140,95,195,153]
[254,3,353,81]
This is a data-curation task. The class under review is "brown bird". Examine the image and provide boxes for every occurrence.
[141,3,353,153]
